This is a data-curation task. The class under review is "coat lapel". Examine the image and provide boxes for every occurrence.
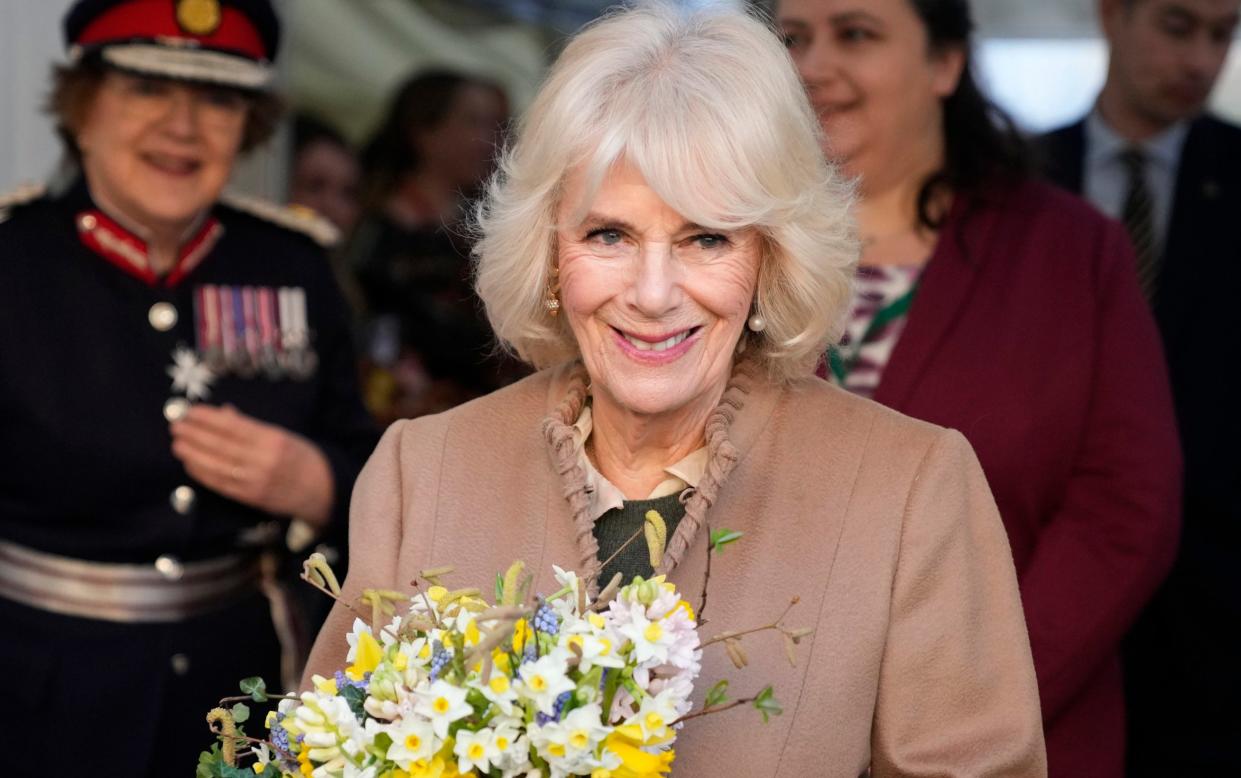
[873,194,998,411]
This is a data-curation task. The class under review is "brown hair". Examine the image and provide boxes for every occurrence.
[45,54,284,161]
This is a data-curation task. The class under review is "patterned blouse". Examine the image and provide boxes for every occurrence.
[826,264,922,399]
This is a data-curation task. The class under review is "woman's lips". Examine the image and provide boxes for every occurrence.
[611,325,701,362]
[141,152,202,176]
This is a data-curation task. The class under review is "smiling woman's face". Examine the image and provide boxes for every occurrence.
[77,71,247,235]
[777,0,961,189]
[555,160,761,421]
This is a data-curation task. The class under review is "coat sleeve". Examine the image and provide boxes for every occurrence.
[301,418,430,687]
[1017,220,1182,721]
[872,429,1047,777]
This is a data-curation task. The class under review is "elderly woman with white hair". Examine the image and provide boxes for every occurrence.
[304,3,1046,774]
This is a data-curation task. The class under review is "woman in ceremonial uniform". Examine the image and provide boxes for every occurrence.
[0,1,378,774]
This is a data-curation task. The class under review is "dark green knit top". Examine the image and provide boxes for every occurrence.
[592,491,687,586]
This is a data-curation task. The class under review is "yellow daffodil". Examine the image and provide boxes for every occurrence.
[346,630,384,681]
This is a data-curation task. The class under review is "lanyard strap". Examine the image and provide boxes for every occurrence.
[828,280,920,385]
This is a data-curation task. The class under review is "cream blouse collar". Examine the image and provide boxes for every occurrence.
[570,403,708,522]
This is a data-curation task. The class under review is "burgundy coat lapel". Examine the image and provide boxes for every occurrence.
[873,194,1000,411]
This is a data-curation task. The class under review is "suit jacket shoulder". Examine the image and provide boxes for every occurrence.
[1036,119,1086,192]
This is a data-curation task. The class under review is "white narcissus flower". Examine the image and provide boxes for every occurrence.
[516,650,576,715]
[529,704,608,774]
[551,565,586,618]
[615,603,673,666]
[383,716,436,765]
[490,718,532,774]
[479,669,520,716]
[414,679,474,738]
[455,727,495,774]
[625,688,682,743]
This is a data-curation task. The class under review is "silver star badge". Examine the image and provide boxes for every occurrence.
[167,346,215,401]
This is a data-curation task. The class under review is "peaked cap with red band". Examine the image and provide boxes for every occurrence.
[63,0,280,90]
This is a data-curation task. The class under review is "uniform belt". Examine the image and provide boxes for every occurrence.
[0,539,260,623]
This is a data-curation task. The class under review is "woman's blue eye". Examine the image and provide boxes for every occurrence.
[694,233,729,249]
[587,229,623,245]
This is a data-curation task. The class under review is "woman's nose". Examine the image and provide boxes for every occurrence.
[798,38,841,86]
[630,242,680,317]
[162,91,201,137]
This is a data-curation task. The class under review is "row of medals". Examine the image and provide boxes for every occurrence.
[194,284,318,382]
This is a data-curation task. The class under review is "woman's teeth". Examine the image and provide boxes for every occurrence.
[622,330,691,352]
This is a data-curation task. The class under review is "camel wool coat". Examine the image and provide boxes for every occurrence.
[304,360,1047,776]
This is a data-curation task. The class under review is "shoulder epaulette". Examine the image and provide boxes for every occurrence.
[220,191,341,248]
[0,182,47,224]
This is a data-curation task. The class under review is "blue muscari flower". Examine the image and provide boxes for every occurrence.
[533,602,560,636]
[270,723,290,752]
[536,690,575,725]
[522,639,537,664]
[430,642,452,681]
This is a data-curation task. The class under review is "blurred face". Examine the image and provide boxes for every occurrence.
[1102,0,1240,128]
[289,140,361,233]
[777,0,963,189]
[417,83,508,190]
[555,161,761,421]
[77,72,246,236]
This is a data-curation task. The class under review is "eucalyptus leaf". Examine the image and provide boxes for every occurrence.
[705,679,730,709]
[753,685,783,723]
[709,528,744,553]
[239,676,268,703]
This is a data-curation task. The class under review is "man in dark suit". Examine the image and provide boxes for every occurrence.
[1039,1,1240,774]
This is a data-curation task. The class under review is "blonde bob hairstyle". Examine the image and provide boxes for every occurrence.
[473,1,857,382]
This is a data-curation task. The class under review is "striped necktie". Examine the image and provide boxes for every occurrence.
[1119,147,1160,302]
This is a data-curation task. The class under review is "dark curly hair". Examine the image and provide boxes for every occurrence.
[908,0,1031,229]
[357,70,508,211]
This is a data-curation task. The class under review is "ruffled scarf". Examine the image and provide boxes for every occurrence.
[540,357,761,593]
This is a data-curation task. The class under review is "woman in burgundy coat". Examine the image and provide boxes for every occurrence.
[777,0,1181,775]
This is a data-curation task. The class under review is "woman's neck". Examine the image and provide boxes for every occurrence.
[855,169,947,269]
[85,181,196,275]
[587,385,721,500]
[849,122,948,268]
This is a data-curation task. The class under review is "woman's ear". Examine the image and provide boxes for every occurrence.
[930,43,967,99]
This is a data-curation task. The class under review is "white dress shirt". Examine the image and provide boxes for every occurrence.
[1084,109,1189,254]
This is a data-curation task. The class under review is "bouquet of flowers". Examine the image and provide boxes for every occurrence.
[200,530,804,778]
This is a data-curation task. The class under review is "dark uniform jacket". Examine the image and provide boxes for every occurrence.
[1039,115,1241,776]
[0,179,379,775]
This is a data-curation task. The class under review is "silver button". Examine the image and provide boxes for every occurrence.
[154,554,184,580]
[170,653,190,675]
[148,302,178,331]
[170,485,196,514]
[78,213,97,230]
[163,397,190,423]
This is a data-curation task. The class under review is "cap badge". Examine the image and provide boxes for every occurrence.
[176,0,223,36]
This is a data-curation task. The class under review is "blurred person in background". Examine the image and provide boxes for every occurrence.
[1039,1,1241,774]
[288,113,365,315]
[0,1,377,773]
[776,0,1182,775]
[347,70,526,421]
[288,113,361,236]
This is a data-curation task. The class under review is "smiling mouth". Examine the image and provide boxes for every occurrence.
[142,153,202,176]
[614,326,700,353]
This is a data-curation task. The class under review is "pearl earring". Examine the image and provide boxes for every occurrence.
[747,313,766,333]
